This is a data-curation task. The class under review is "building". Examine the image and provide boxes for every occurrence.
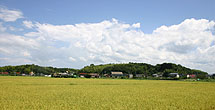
[29,71,34,76]
[0,72,9,75]
[135,74,145,78]
[187,74,196,78]
[111,72,124,78]
[128,74,133,78]
[152,74,159,77]
[89,73,100,78]
[79,73,87,78]
[169,73,180,78]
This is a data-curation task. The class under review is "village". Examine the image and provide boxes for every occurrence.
[51,71,215,80]
[0,63,214,80]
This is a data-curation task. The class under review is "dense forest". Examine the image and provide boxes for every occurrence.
[80,62,208,78]
[0,64,77,75]
[0,62,208,78]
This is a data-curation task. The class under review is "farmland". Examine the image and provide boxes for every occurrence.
[0,76,215,110]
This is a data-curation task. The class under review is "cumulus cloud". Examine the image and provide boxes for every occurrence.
[69,57,76,61]
[0,7,23,22]
[0,33,39,66]
[0,22,6,32]
[23,20,34,28]
[8,26,23,31]
[1,18,215,73]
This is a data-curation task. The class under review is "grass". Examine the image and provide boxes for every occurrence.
[0,76,215,110]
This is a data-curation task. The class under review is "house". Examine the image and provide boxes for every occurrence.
[29,71,34,76]
[0,72,9,75]
[44,75,51,77]
[52,73,73,78]
[135,74,145,78]
[89,73,100,78]
[128,74,133,78]
[187,74,196,78]
[152,74,159,77]
[169,73,180,78]
[79,73,88,78]
[103,74,110,78]
[111,72,124,78]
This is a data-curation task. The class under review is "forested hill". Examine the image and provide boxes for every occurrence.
[0,64,78,75]
[0,63,208,76]
[80,63,208,76]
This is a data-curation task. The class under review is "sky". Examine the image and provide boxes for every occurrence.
[0,0,215,73]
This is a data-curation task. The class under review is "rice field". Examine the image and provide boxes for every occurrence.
[0,76,215,110]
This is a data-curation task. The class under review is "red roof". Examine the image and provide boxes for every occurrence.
[0,72,9,74]
[79,73,87,75]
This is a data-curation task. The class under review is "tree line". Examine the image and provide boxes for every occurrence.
[0,62,208,78]
[80,62,208,78]
[0,64,77,75]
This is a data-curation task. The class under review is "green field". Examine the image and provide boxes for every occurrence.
[0,76,215,110]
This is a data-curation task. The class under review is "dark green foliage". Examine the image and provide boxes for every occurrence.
[80,62,208,78]
[0,64,78,75]
[0,62,208,78]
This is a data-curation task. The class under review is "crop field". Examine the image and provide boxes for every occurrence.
[0,76,215,110]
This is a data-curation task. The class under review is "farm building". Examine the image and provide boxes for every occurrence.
[187,74,196,78]
[29,71,34,76]
[135,74,145,78]
[103,74,110,78]
[111,72,124,78]
[79,73,87,78]
[88,73,100,78]
[128,74,133,78]
[52,73,73,78]
[169,73,180,78]
[78,73,100,78]
[152,74,159,77]
[0,72,9,75]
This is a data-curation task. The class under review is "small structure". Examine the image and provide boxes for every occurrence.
[79,73,87,78]
[135,74,145,78]
[169,73,180,78]
[187,74,196,78]
[52,73,73,78]
[29,71,34,76]
[128,74,133,78]
[103,74,110,78]
[89,73,100,78]
[44,75,51,77]
[0,72,9,75]
[152,74,159,77]
[111,72,123,78]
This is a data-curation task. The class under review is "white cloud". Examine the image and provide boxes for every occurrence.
[9,26,23,31]
[0,33,39,58]
[0,22,6,32]
[69,57,76,61]
[23,20,34,28]
[0,7,23,22]
[1,18,215,73]
[79,57,87,62]
[132,23,140,28]
[23,51,31,57]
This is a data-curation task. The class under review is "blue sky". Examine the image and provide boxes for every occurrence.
[1,0,215,33]
[0,0,215,73]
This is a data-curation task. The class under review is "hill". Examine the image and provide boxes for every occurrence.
[0,64,78,76]
[80,62,208,78]
[0,63,208,78]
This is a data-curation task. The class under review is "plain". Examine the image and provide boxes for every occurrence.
[0,76,215,110]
